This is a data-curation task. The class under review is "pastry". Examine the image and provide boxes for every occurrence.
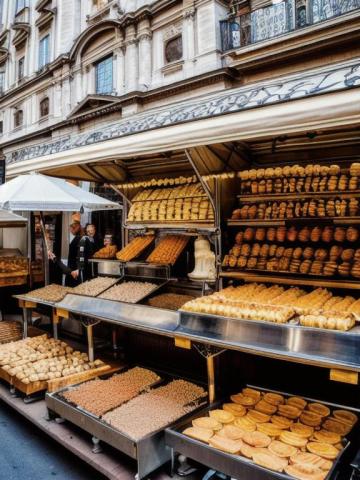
[235,232,244,244]
[263,392,284,406]
[303,247,314,260]
[255,400,277,415]
[193,417,222,431]
[242,387,261,401]
[271,415,294,429]
[332,409,358,426]
[323,261,337,277]
[231,393,257,407]
[252,451,287,472]
[280,431,308,448]
[308,403,330,418]
[288,397,307,410]
[255,228,266,242]
[290,423,314,438]
[293,247,303,259]
[223,403,246,417]
[240,443,267,459]
[314,249,328,261]
[321,227,333,243]
[209,409,235,424]
[306,442,338,460]
[268,440,298,458]
[290,452,332,471]
[285,463,327,480]
[338,262,351,277]
[247,410,271,424]
[313,430,341,445]
[217,425,245,440]
[300,411,323,427]
[323,418,352,436]
[310,227,322,243]
[242,431,271,448]
[351,262,360,278]
[183,426,214,442]
[244,228,255,242]
[208,434,243,454]
[266,228,276,242]
[341,249,354,262]
[287,227,298,242]
[234,416,257,432]
[334,228,346,242]
[329,246,342,261]
[346,227,359,242]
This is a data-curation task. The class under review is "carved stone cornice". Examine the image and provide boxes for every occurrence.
[183,8,196,19]
[137,32,152,42]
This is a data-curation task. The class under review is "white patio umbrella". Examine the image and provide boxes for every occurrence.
[0,172,121,283]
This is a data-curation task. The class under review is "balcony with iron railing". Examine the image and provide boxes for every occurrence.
[220,0,360,52]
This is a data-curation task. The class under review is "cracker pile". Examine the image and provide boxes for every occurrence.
[23,284,73,303]
[72,276,118,297]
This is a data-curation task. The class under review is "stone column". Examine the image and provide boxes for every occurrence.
[137,16,152,91]
[124,23,138,93]
[182,2,196,77]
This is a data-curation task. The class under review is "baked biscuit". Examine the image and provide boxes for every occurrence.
[243,430,271,448]
[193,417,222,431]
[222,403,246,417]
[242,387,261,402]
[253,451,288,472]
[239,443,268,459]
[247,410,271,424]
[300,411,323,427]
[332,409,358,426]
[322,418,352,436]
[217,425,245,440]
[288,397,307,410]
[209,434,243,454]
[271,415,294,429]
[268,440,298,458]
[278,404,302,419]
[183,426,214,442]
[313,430,341,445]
[290,452,332,471]
[308,403,330,418]
[285,463,327,480]
[255,399,277,415]
[234,416,257,432]
[306,442,338,460]
[257,423,283,437]
[231,393,257,406]
[280,431,308,448]
[290,423,314,438]
[263,392,284,406]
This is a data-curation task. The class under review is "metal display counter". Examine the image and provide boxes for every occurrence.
[14,294,61,339]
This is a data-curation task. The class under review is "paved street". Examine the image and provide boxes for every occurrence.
[0,401,105,480]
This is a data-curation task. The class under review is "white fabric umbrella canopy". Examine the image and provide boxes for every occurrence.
[0,209,28,227]
[0,172,120,212]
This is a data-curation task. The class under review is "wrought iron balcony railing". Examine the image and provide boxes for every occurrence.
[220,0,360,51]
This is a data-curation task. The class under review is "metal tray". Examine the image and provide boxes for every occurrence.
[14,293,56,307]
[166,385,360,480]
[46,377,207,479]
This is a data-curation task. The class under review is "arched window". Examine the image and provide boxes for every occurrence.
[14,109,23,128]
[164,35,183,64]
[40,97,49,118]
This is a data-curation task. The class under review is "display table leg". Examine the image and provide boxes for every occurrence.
[22,308,30,339]
[207,356,215,404]
[87,324,94,362]
[52,311,60,340]
[194,344,226,405]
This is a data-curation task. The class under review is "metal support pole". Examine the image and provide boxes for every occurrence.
[194,344,226,405]
[39,212,50,285]
[87,324,94,362]
[52,310,59,340]
[207,355,216,404]
[22,307,28,339]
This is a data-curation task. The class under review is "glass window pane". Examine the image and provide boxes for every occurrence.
[96,56,113,95]
[39,35,50,69]
[16,0,25,13]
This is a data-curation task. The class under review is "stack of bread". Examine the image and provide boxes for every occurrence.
[127,183,214,223]
[93,245,118,259]
[0,256,28,274]
[116,235,155,262]
[182,284,359,331]
[223,226,360,279]
[147,235,189,265]
[183,386,357,479]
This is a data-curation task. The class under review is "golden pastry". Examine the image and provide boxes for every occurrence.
[332,409,358,426]
[313,430,341,445]
[268,440,298,458]
[271,415,294,429]
[263,392,284,406]
[242,387,261,402]
[300,411,323,427]
[280,431,308,448]
[253,451,288,472]
[231,393,257,407]
[287,397,307,410]
[234,416,257,432]
[322,418,352,436]
[255,400,277,415]
[290,423,314,438]
[222,403,246,417]
[307,403,330,418]
[183,426,214,442]
[285,463,327,480]
[306,442,338,460]
[243,431,271,448]
[290,452,332,471]
[247,410,271,424]
[257,423,283,437]
[240,443,268,459]
[278,404,302,419]
[193,417,222,431]
[217,425,245,440]
[209,409,235,424]
[208,434,243,454]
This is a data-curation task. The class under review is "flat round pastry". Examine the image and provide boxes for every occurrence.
[300,411,323,427]
[257,423,283,437]
[306,442,339,460]
[183,426,214,442]
[234,416,257,432]
[239,443,268,459]
[247,410,271,424]
[285,463,327,480]
[231,393,257,406]
[223,403,246,417]
[308,403,330,418]
[253,451,288,472]
[290,452,332,471]
[332,409,358,426]
[209,409,235,424]
[280,431,308,448]
[217,424,245,440]
[288,397,307,410]
[271,415,294,429]
[313,430,341,445]
[322,418,352,436]
[243,431,271,448]
[242,387,261,402]
[263,392,285,406]
[255,399,277,415]
[193,417,222,431]
[268,440,298,458]
[208,434,243,454]
[290,423,314,438]
[278,404,302,419]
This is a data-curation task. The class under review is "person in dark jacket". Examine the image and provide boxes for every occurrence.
[85,223,102,256]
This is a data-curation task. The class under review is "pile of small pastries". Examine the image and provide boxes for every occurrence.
[182,284,360,331]
[0,256,28,274]
[147,235,189,265]
[127,183,214,223]
[24,284,73,303]
[231,198,359,220]
[238,162,360,195]
[0,335,104,384]
[183,386,358,480]
[93,245,118,259]
[116,235,155,262]
[223,226,360,278]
